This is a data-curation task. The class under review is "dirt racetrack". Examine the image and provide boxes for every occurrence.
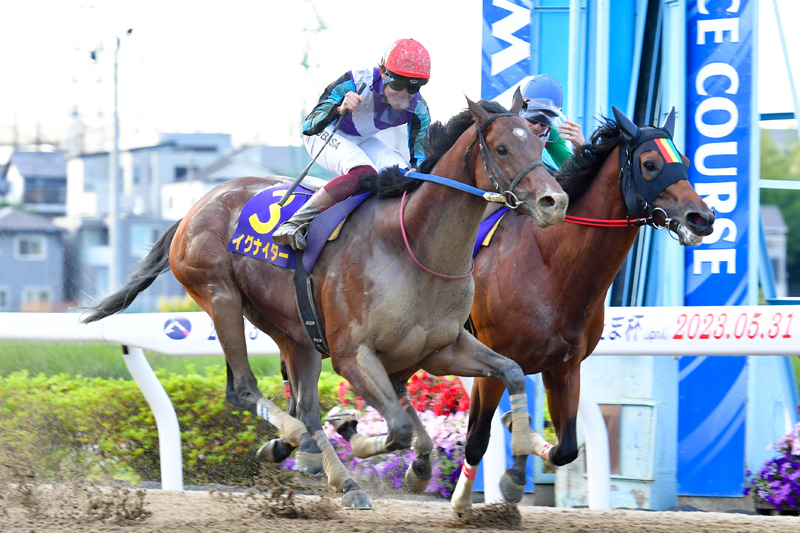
[2,483,798,533]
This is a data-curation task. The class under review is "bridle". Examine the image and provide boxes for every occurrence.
[564,130,684,236]
[402,112,549,279]
[463,112,546,210]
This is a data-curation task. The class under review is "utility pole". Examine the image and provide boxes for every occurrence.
[107,29,132,293]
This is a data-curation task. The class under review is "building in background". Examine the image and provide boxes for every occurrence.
[0,150,67,218]
[0,207,67,311]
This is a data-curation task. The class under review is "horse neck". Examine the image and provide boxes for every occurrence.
[402,135,486,274]
[548,145,640,296]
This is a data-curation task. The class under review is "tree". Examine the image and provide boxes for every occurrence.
[760,128,800,295]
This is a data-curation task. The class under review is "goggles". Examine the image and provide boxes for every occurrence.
[383,69,428,94]
[520,107,560,127]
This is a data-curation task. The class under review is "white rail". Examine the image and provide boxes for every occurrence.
[0,311,278,490]
[1,305,798,505]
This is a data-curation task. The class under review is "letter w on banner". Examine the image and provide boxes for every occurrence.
[481,0,532,100]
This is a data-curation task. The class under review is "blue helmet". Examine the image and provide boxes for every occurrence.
[521,74,563,109]
[519,74,564,127]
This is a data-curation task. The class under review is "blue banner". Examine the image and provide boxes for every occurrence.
[481,0,532,100]
[680,0,753,496]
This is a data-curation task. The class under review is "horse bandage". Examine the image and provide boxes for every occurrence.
[461,461,478,481]
[508,394,535,456]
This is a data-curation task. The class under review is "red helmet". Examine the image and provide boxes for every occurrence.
[381,38,431,80]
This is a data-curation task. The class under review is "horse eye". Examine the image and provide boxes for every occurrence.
[496,145,508,156]
[644,160,656,171]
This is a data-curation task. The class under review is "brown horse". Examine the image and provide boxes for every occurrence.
[447,106,715,513]
[295,105,716,513]
[81,93,569,510]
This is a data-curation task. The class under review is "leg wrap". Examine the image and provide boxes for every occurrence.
[349,433,389,459]
[451,461,479,514]
[312,430,351,493]
[508,394,534,457]
[531,430,554,461]
[256,398,307,447]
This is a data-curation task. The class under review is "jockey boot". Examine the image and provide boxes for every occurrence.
[272,201,321,250]
[273,165,373,250]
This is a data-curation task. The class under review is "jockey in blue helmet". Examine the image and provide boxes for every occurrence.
[518,74,584,169]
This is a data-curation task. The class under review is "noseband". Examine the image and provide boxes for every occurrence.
[463,112,546,209]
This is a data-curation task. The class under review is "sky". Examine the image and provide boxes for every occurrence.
[0,0,798,160]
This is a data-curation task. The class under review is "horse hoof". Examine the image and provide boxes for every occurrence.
[256,438,294,463]
[295,451,324,476]
[403,458,432,494]
[500,411,532,433]
[499,471,524,503]
[342,489,372,510]
[326,410,358,431]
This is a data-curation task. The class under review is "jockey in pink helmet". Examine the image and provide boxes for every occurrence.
[273,38,432,251]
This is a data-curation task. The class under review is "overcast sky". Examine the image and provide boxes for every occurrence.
[0,0,797,159]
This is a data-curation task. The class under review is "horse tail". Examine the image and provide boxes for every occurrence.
[81,219,182,323]
[359,165,423,198]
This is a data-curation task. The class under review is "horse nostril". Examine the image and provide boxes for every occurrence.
[540,195,556,208]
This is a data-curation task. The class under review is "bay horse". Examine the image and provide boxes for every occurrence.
[303,105,715,513]
[81,93,569,510]
[448,106,715,513]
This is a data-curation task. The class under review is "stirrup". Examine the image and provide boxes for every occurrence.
[273,222,308,250]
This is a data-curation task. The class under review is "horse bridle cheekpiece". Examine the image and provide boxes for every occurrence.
[613,106,688,220]
[464,112,545,209]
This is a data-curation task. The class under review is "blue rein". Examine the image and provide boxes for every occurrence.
[403,170,508,204]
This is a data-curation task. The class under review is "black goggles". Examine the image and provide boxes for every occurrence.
[384,70,428,94]
[520,108,558,127]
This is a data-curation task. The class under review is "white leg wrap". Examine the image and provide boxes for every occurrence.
[451,461,478,514]
[531,430,554,461]
[508,394,534,456]
[349,433,389,459]
[312,430,351,493]
[257,397,307,447]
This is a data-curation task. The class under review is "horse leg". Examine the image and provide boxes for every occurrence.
[451,376,507,515]
[540,364,581,466]
[392,375,434,493]
[254,358,299,466]
[204,299,307,451]
[335,345,416,454]
[419,331,533,507]
[266,339,370,509]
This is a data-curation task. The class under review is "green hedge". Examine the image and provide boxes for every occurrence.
[0,368,342,485]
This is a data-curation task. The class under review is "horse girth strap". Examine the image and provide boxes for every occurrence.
[464,112,545,194]
[292,250,330,355]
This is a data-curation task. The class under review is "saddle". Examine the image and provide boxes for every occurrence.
[227,181,371,354]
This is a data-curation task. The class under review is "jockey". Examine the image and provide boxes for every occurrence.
[518,74,585,169]
[272,38,432,251]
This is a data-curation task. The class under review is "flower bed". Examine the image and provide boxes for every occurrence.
[746,419,800,513]
[286,371,470,498]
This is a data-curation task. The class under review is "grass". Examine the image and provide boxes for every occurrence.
[0,340,336,379]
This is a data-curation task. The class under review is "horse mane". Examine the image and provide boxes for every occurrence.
[554,115,622,202]
[359,100,510,197]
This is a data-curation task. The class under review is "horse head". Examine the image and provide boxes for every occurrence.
[612,105,715,246]
[465,91,568,228]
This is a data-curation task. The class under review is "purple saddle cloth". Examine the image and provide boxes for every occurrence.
[227,183,370,272]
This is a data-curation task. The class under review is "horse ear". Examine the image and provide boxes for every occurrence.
[509,87,524,115]
[661,107,676,137]
[467,96,490,127]
[612,105,638,142]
